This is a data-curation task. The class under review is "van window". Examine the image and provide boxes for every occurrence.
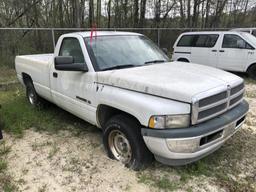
[194,34,219,47]
[222,34,253,49]
[177,35,194,47]
[252,30,256,37]
[177,34,218,47]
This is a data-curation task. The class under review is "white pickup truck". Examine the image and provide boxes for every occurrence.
[15,31,249,170]
[172,31,256,79]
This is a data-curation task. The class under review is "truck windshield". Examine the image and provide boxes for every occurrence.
[84,35,169,71]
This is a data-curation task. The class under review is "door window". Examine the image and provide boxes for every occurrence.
[59,38,85,63]
[177,35,195,47]
[194,34,219,47]
[177,34,218,47]
[222,34,253,49]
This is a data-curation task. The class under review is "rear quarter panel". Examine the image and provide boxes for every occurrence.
[172,34,191,61]
[15,54,53,101]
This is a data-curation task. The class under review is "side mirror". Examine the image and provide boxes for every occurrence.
[54,56,88,72]
[162,48,168,55]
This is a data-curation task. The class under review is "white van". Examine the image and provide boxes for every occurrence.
[172,31,256,79]
[231,28,256,37]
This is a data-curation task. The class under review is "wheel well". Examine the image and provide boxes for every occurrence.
[22,73,32,86]
[97,105,141,129]
[247,63,256,72]
[177,58,189,62]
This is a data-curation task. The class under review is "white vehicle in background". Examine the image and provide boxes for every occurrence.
[231,28,256,37]
[15,31,249,170]
[172,31,256,79]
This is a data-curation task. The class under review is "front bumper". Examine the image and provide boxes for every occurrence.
[141,100,249,166]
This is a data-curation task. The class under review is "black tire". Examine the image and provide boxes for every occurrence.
[177,58,189,63]
[25,81,47,108]
[103,114,153,170]
[247,64,256,80]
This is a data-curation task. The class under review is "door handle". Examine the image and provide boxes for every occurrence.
[53,72,58,78]
[211,50,217,52]
[219,50,225,52]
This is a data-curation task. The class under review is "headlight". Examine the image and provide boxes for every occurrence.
[148,114,190,129]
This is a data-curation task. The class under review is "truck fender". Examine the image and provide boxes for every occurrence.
[96,85,190,128]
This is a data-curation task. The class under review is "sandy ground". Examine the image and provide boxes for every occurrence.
[1,82,256,192]
[4,130,151,192]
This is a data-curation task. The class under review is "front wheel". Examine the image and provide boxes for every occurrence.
[103,115,153,170]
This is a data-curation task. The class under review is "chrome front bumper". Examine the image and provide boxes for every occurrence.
[141,100,249,166]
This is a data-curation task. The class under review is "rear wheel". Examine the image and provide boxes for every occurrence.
[177,58,189,63]
[25,81,47,108]
[103,114,153,170]
[247,64,256,80]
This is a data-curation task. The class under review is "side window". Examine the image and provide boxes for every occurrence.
[177,35,195,47]
[205,34,219,47]
[59,38,85,63]
[194,35,208,47]
[252,30,256,37]
[194,34,219,47]
[222,34,252,49]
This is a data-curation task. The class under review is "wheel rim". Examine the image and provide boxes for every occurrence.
[108,130,132,164]
[28,91,36,105]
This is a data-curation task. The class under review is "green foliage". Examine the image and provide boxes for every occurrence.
[138,173,179,191]
[0,86,92,137]
[0,160,7,172]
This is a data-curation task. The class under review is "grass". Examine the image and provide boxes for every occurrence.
[47,142,59,159]
[0,160,7,172]
[0,141,17,192]
[0,67,17,84]
[0,85,93,138]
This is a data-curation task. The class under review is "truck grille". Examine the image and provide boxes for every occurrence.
[192,82,244,124]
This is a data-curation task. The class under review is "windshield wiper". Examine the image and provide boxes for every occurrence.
[144,60,166,64]
[101,64,137,71]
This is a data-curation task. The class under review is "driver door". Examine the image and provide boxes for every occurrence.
[50,37,97,124]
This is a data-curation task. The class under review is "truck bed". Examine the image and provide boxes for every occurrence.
[15,53,53,101]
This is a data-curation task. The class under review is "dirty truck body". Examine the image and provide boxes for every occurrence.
[15,31,249,170]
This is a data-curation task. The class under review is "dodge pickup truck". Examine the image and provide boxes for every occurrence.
[15,31,249,170]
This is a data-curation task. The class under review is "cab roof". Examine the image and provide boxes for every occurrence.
[180,31,246,35]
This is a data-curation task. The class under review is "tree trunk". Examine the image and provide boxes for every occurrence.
[179,0,185,27]
[97,0,101,27]
[107,0,111,28]
[58,0,64,27]
[89,0,94,27]
[133,0,139,28]
[187,0,191,27]
[139,0,147,28]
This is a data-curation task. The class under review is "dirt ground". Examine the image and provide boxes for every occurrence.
[0,81,256,192]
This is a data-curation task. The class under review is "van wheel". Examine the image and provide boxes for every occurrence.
[103,114,153,170]
[177,58,189,63]
[247,64,256,80]
[26,81,46,108]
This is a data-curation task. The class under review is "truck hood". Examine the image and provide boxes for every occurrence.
[96,62,243,103]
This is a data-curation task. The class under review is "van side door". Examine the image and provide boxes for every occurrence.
[218,34,253,71]
[190,34,219,68]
